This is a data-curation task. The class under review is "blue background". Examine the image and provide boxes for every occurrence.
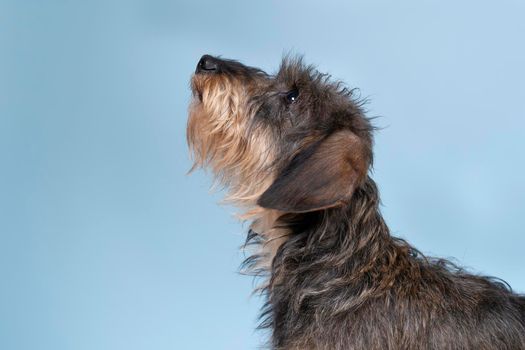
[1,1,524,349]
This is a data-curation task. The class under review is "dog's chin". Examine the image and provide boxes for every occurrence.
[190,75,205,102]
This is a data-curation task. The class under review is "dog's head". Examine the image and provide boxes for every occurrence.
[188,55,373,213]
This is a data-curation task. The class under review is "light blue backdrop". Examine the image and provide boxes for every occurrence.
[1,1,524,349]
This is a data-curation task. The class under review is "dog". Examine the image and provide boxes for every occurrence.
[187,54,525,349]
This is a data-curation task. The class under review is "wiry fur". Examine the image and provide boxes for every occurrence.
[187,71,275,207]
[187,55,525,349]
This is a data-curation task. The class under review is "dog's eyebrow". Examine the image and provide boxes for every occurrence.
[267,91,288,98]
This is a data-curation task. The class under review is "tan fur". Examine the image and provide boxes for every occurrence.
[187,74,286,268]
[249,208,290,272]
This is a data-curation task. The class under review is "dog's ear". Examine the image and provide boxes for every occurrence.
[257,130,371,213]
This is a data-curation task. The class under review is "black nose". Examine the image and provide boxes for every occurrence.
[196,55,219,74]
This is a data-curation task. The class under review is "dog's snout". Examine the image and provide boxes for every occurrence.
[196,55,219,74]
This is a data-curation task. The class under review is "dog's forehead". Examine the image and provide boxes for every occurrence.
[275,59,315,84]
[270,62,341,99]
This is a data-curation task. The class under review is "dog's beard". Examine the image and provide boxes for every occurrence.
[187,74,290,280]
[187,74,276,210]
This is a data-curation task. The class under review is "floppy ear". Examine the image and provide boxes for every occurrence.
[257,130,370,213]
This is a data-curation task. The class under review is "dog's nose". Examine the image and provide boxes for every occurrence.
[196,55,219,74]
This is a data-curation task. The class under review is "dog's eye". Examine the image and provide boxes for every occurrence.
[285,89,299,103]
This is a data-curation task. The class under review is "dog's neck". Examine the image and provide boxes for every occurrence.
[271,176,406,283]
[250,176,416,338]
[250,176,403,275]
